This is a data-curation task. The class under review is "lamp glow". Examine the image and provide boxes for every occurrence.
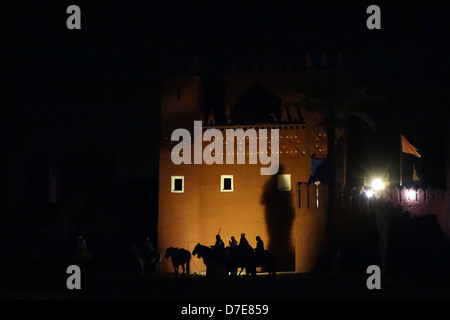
[407,189,416,201]
[371,178,385,191]
[366,189,375,198]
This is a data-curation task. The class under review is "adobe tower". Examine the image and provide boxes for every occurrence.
[158,56,328,273]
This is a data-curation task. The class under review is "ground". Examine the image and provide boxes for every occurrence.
[1,262,449,301]
[1,211,449,305]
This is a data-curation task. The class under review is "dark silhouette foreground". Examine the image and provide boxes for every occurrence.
[165,247,191,276]
[192,242,277,278]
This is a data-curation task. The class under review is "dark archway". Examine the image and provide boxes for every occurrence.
[230,81,282,124]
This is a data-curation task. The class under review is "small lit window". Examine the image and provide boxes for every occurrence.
[171,176,184,193]
[221,175,233,192]
[278,174,291,191]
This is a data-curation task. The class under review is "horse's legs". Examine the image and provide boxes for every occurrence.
[156,258,162,276]
[138,258,144,275]
[181,264,185,274]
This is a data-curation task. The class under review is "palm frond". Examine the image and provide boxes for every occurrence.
[347,111,376,132]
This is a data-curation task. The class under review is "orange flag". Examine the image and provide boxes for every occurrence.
[401,134,421,158]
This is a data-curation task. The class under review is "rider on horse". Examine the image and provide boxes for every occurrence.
[229,236,238,248]
[210,234,225,262]
[238,233,253,253]
[213,234,224,249]
[255,236,265,264]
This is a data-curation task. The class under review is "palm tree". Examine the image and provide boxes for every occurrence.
[300,54,378,268]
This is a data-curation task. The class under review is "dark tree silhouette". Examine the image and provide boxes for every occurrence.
[300,55,378,267]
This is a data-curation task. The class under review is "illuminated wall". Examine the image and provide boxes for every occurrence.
[158,60,328,273]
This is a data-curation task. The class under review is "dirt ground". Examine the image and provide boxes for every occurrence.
[1,262,449,301]
[1,214,450,304]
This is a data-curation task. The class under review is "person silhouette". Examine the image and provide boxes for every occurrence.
[211,234,225,262]
[238,233,253,257]
[238,233,249,248]
[255,236,264,255]
[255,236,265,265]
[144,237,154,251]
[76,235,87,252]
[229,236,238,248]
[212,234,224,249]
[76,235,87,259]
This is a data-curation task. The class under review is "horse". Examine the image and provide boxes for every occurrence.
[128,244,162,276]
[225,245,254,276]
[192,243,227,279]
[193,243,277,278]
[165,247,191,276]
[225,245,277,277]
[255,250,277,276]
[128,244,145,275]
[144,248,163,276]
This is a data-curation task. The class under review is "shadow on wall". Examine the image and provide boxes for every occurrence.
[261,165,295,271]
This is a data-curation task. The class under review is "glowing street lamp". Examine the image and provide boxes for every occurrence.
[364,177,385,199]
[366,189,375,198]
[407,189,416,201]
[371,178,385,191]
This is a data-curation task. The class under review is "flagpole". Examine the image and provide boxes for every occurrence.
[400,131,403,186]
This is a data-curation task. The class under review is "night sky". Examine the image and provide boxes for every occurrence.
[2,1,450,190]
